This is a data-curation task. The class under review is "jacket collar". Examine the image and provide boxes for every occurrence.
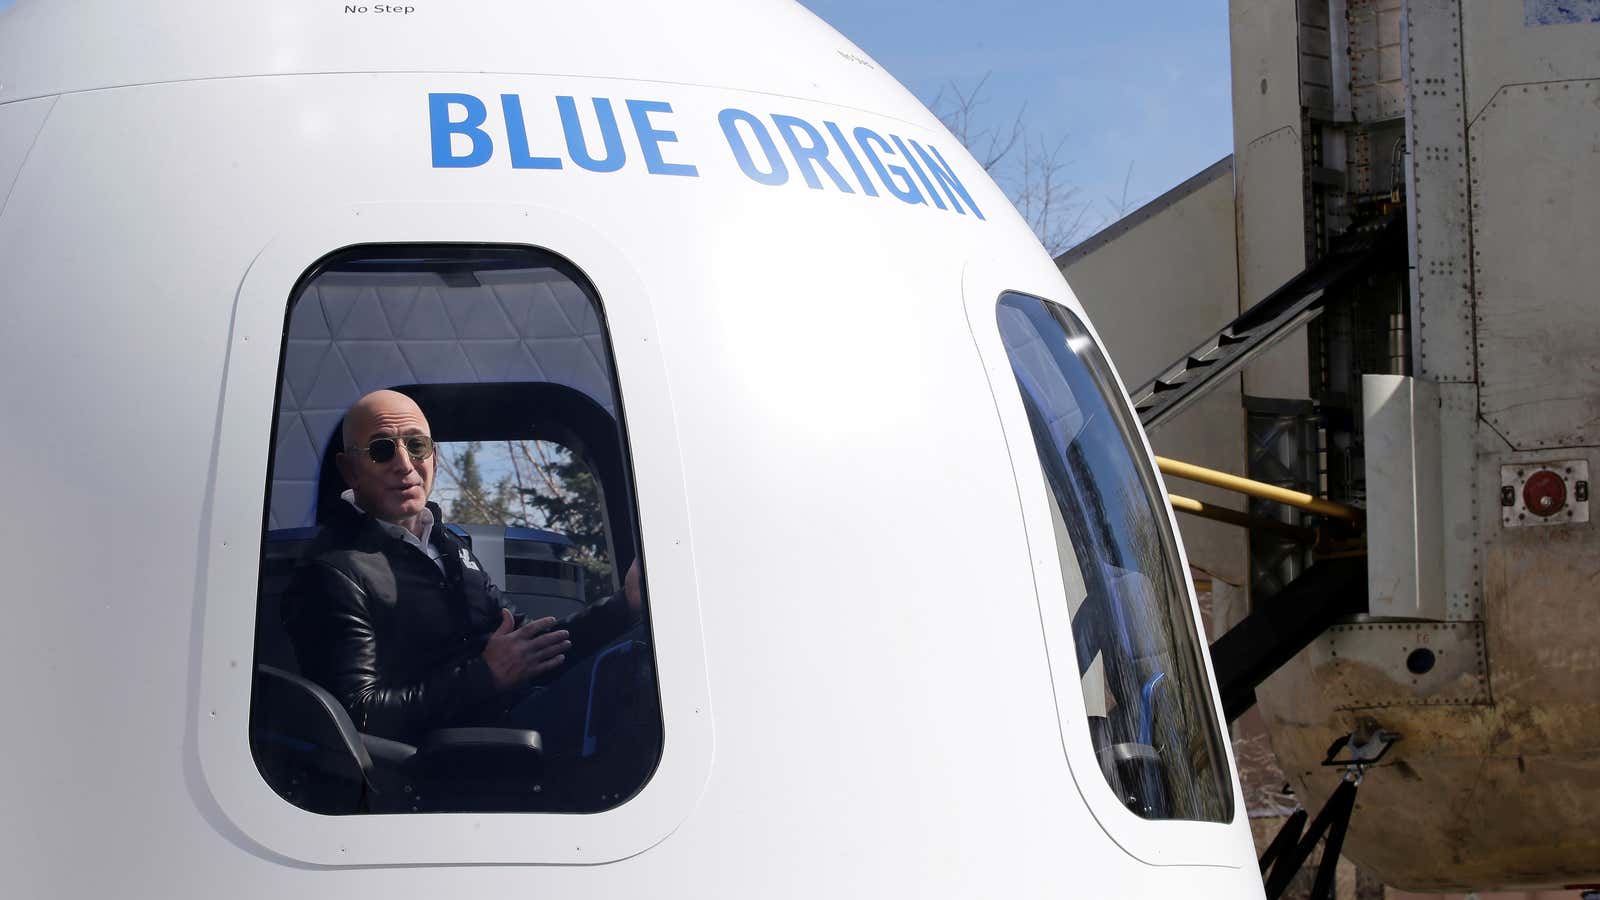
[322,496,454,554]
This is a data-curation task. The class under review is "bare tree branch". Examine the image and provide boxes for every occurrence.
[518,440,565,501]
[434,448,500,523]
[930,73,1025,173]
[505,439,531,524]
[1015,134,1093,256]
[1104,160,1138,221]
[926,73,1101,256]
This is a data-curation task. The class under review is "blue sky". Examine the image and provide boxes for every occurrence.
[799,1,1234,245]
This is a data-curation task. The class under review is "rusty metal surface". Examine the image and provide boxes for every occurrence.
[1254,442,1600,892]
[1221,0,1600,891]
[1256,471,1600,890]
[1312,621,1490,709]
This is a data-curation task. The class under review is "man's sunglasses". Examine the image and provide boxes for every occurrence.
[350,434,435,464]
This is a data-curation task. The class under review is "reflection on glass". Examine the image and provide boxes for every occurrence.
[434,439,618,605]
[996,292,1232,823]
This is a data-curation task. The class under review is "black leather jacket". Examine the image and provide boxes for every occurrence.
[282,499,633,741]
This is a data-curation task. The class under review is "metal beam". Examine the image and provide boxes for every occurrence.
[1209,556,1367,722]
[1129,215,1406,430]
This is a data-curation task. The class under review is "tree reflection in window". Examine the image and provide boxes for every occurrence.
[434,439,616,604]
[996,292,1233,823]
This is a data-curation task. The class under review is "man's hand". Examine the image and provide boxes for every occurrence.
[624,559,643,615]
[482,610,571,692]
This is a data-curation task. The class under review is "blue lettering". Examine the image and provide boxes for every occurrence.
[424,92,986,225]
[909,140,984,220]
[823,121,878,197]
[771,115,853,193]
[429,93,493,168]
[626,100,698,177]
[500,94,562,170]
[853,127,924,205]
[891,135,946,211]
[718,108,789,186]
[556,96,626,173]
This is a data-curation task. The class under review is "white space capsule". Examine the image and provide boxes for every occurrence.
[0,1,1263,896]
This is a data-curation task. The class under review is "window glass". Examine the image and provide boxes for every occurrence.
[433,439,619,607]
[251,245,661,815]
[995,292,1232,822]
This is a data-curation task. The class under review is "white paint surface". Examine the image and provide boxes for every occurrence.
[0,0,1259,896]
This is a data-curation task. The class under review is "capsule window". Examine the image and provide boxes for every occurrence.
[251,245,661,815]
[994,292,1232,823]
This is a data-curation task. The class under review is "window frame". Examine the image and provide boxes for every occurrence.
[960,256,1244,868]
[196,203,712,866]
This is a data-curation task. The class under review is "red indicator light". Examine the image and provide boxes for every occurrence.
[1522,470,1567,517]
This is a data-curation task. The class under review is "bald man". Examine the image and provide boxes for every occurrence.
[282,389,642,743]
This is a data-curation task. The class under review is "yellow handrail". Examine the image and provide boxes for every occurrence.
[1156,456,1364,523]
[1167,493,1318,543]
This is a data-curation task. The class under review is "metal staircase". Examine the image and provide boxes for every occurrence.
[1131,217,1406,724]
[1130,216,1405,430]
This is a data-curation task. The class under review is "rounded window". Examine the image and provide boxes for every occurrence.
[995,292,1232,822]
[251,245,661,815]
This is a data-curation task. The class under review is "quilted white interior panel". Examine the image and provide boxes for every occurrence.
[270,267,615,529]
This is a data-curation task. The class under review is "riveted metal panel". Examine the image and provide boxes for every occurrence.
[1233,0,1314,404]
[1463,0,1600,117]
[1351,0,1407,121]
[1347,117,1408,196]
[1313,620,1491,709]
[1299,0,1336,116]
[1439,382,1481,620]
[1330,0,1355,121]
[1402,0,1477,383]
[1471,79,1600,449]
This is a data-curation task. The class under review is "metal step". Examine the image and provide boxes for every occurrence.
[1130,216,1405,430]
